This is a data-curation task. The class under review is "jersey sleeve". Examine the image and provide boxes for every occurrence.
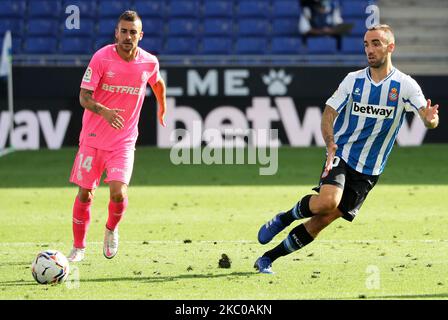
[147,57,161,87]
[80,52,103,91]
[325,74,352,113]
[402,76,426,115]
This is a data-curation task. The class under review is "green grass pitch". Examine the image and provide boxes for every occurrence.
[0,145,447,299]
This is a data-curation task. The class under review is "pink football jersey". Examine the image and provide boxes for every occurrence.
[79,44,161,151]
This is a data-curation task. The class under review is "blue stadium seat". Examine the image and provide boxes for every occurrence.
[98,0,131,18]
[341,0,370,18]
[235,37,267,54]
[203,19,233,36]
[27,19,60,37]
[142,18,164,33]
[164,37,198,54]
[0,1,26,18]
[139,37,163,55]
[0,19,25,37]
[167,19,199,36]
[346,19,368,36]
[238,19,269,36]
[203,1,234,18]
[94,37,114,50]
[271,18,299,36]
[134,0,165,18]
[63,1,98,19]
[12,37,23,54]
[341,36,364,54]
[60,37,93,54]
[271,37,302,54]
[168,0,199,18]
[24,37,58,53]
[62,18,95,37]
[28,0,61,18]
[200,37,232,54]
[97,19,118,36]
[237,1,270,18]
[306,37,337,54]
[271,1,301,18]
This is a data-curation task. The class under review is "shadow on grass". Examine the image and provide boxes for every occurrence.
[1,146,447,187]
[0,271,256,287]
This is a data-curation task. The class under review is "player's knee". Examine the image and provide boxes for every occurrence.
[110,191,127,203]
[315,196,340,213]
[78,188,94,202]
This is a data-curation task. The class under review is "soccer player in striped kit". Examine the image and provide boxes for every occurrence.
[67,11,167,262]
[255,24,440,274]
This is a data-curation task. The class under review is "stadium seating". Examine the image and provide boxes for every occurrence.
[203,1,234,18]
[341,37,365,54]
[63,1,98,19]
[237,19,270,37]
[235,37,267,54]
[62,19,95,37]
[201,37,233,54]
[237,1,270,18]
[60,37,93,54]
[271,1,301,18]
[27,19,59,37]
[271,37,302,54]
[28,0,62,18]
[98,0,131,18]
[203,19,233,36]
[134,0,165,18]
[24,37,58,54]
[164,37,198,54]
[167,19,199,36]
[306,37,338,54]
[0,1,26,18]
[139,36,163,55]
[0,0,376,56]
[168,1,199,18]
[271,18,299,36]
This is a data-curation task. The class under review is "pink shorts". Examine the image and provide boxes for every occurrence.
[69,145,134,189]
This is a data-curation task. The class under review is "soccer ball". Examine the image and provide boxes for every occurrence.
[31,250,70,285]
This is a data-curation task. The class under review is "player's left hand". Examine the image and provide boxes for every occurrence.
[423,99,439,122]
[158,107,166,127]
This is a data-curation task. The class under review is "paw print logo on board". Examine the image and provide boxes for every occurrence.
[262,69,292,96]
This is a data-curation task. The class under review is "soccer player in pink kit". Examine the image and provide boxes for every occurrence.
[67,11,167,262]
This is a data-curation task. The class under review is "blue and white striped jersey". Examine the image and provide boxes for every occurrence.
[326,67,426,176]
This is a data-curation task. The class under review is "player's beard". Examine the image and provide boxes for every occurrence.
[368,55,387,68]
[119,41,134,52]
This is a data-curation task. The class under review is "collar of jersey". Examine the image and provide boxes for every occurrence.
[366,67,396,86]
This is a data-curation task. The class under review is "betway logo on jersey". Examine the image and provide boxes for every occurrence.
[352,102,394,119]
[101,83,141,95]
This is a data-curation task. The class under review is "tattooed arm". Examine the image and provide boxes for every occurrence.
[79,88,125,129]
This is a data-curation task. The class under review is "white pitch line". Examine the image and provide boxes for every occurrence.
[0,239,448,247]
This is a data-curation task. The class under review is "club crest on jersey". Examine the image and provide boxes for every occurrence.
[106,70,115,78]
[388,87,398,101]
[352,102,394,119]
[353,87,361,96]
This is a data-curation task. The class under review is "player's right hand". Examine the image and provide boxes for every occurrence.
[323,143,338,177]
[102,108,125,129]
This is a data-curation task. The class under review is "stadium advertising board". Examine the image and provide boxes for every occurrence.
[0,66,446,149]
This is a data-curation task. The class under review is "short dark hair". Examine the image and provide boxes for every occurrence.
[367,24,395,44]
[117,10,141,24]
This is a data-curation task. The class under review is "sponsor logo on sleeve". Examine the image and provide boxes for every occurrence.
[83,67,92,83]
